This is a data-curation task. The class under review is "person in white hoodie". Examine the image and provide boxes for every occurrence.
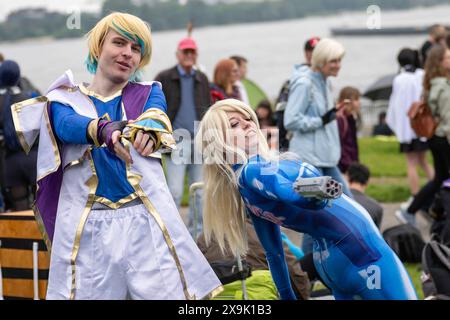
[387,48,434,198]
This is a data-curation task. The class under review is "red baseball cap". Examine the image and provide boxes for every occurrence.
[304,36,321,51]
[177,37,198,51]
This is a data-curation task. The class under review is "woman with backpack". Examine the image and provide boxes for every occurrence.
[396,45,450,227]
[283,38,352,255]
[387,48,434,199]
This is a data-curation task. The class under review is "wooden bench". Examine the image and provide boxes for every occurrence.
[0,211,50,300]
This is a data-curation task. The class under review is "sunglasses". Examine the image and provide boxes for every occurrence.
[181,49,197,55]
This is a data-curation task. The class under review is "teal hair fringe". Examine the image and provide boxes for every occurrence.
[85,54,144,82]
[111,21,145,57]
[85,54,98,75]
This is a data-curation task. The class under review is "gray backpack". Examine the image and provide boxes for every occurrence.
[421,235,450,300]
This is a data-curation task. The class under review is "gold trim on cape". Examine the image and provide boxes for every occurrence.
[124,140,194,300]
[79,84,123,102]
[32,204,53,253]
[69,150,98,300]
[36,102,62,182]
[203,285,224,300]
[93,193,140,209]
[11,96,48,155]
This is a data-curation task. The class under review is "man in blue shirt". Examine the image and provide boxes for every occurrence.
[155,37,211,237]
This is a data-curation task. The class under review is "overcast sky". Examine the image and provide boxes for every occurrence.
[0,0,103,21]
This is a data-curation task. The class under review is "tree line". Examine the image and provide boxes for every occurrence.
[0,0,447,42]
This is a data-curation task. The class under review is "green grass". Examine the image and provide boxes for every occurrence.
[366,183,411,203]
[359,136,433,178]
[359,136,433,203]
[405,263,424,300]
[359,136,408,177]
[171,136,433,203]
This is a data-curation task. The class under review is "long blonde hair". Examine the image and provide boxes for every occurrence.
[195,99,273,256]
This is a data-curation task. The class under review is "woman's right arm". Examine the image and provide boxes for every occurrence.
[249,213,297,300]
[241,161,328,209]
[283,79,323,132]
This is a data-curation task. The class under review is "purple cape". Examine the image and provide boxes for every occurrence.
[35,82,152,248]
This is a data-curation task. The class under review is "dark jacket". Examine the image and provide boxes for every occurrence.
[350,188,383,228]
[209,83,241,104]
[154,65,211,123]
[337,113,359,173]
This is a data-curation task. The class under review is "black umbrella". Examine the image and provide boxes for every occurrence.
[363,73,396,101]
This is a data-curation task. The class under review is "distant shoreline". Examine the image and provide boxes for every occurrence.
[2,3,450,44]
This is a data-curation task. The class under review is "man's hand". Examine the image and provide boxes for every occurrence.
[133,130,155,157]
[112,130,133,163]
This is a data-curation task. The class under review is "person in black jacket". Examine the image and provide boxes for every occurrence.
[154,37,211,237]
[347,163,383,228]
[0,60,37,211]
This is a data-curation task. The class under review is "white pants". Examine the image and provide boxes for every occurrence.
[48,204,188,300]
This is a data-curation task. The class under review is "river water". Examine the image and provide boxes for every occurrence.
[1,4,450,100]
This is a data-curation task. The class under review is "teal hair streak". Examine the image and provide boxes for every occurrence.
[85,54,98,75]
[111,21,146,57]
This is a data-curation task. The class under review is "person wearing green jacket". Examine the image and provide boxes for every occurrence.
[396,45,450,227]
[230,55,268,109]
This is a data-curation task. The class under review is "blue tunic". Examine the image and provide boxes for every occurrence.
[51,83,167,204]
[235,155,417,300]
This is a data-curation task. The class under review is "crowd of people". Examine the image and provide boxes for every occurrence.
[385,24,450,247]
[0,13,449,300]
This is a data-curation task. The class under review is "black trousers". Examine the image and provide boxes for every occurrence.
[408,136,450,214]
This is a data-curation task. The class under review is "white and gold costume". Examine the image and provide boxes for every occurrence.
[12,70,222,300]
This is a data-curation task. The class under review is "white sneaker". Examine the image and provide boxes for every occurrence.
[395,209,417,228]
[400,196,414,212]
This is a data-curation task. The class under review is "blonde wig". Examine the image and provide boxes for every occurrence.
[311,38,345,70]
[195,99,275,256]
[85,12,152,78]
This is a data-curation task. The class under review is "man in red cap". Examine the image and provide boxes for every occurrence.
[155,37,211,238]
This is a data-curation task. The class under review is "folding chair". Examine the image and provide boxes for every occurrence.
[189,182,249,300]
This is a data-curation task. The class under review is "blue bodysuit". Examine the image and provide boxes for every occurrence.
[235,155,417,300]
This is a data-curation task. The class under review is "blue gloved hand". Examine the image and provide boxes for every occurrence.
[281,232,304,260]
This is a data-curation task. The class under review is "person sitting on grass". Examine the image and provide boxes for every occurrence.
[347,162,383,228]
